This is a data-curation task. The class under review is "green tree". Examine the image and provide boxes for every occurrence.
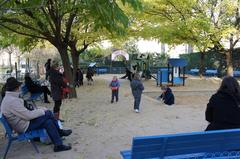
[123,40,140,54]
[0,0,141,97]
[132,0,240,76]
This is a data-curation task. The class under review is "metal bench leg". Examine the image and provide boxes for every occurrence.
[30,139,39,153]
[31,100,36,107]
[3,140,12,159]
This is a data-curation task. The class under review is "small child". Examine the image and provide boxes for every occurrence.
[158,85,175,105]
[109,76,120,103]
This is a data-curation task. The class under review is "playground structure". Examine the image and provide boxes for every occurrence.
[157,58,187,86]
[93,50,178,83]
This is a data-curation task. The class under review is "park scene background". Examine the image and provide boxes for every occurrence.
[0,0,240,159]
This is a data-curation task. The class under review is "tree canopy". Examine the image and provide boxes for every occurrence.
[129,0,240,76]
[0,0,142,97]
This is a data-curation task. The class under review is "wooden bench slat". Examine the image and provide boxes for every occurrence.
[133,131,240,146]
[132,137,240,152]
[121,129,240,159]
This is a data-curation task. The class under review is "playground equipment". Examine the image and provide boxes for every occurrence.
[157,58,187,86]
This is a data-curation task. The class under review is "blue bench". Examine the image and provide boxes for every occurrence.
[205,69,218,76]
[120,129,240,159]
[188,69,199,75]
[0,114,45,159]
[96,68,108,74]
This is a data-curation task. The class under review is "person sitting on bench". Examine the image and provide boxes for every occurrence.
[158,85,175,105]
[0,77,72,152]
[205,76,240,131]
[24,74,51,103]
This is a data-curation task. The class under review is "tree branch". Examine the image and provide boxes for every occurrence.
[40,6,57,34]
[64,12,77,44]
[0,17,44,34]
[0,23,48,40]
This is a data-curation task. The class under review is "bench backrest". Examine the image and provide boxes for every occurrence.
[205,69,217,74]
[131,129,240,159]
[190,69,199,72]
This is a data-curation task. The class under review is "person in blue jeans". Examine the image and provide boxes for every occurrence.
[159,86,175,105]
[130,73,144,113]
[0,77,72,152]
[109,76,120,103]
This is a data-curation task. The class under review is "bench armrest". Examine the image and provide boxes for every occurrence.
[120,150,131,159]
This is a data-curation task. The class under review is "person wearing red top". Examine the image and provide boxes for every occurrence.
[109,76,120,103]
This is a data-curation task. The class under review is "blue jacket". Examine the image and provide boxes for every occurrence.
[110,80,120,90]
[160,87,174,105]
[130,79,144,97]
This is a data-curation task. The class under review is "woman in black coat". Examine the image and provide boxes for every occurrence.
[49,61,67,121]
[205,76,240,131]
[24,75,51,103]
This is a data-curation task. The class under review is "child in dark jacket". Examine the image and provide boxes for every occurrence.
[109,76,120,103]
[159,86,174,105]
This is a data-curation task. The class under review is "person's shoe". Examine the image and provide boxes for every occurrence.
[135,109,139,113]
[59,119,65,122]
[111,101,113,103]
[54,144,71,152]
[59,129,72,137]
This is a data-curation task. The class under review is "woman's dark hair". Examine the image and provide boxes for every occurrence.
[218,76,240,100]
[24,75,34,85]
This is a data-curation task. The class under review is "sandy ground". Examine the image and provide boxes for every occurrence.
[0,74,221,159]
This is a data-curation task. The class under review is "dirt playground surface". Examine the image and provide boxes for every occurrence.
[0,74,221,159]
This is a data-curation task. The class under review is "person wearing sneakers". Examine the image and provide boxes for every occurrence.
[0,77,72,152]
[130,73,144,113]
[109,76,120,103]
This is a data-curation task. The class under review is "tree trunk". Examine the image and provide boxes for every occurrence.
[70,45,79,87]
[9,53,12,72]
[26,57,30,73]
[199,51,205,78]
[57,45,77,98]
[72,54,79,85]
[17,56,20,70]
[226,37,234,77]
[36,61,40,79]
[69,41,89,87]
[226,50,233,76]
